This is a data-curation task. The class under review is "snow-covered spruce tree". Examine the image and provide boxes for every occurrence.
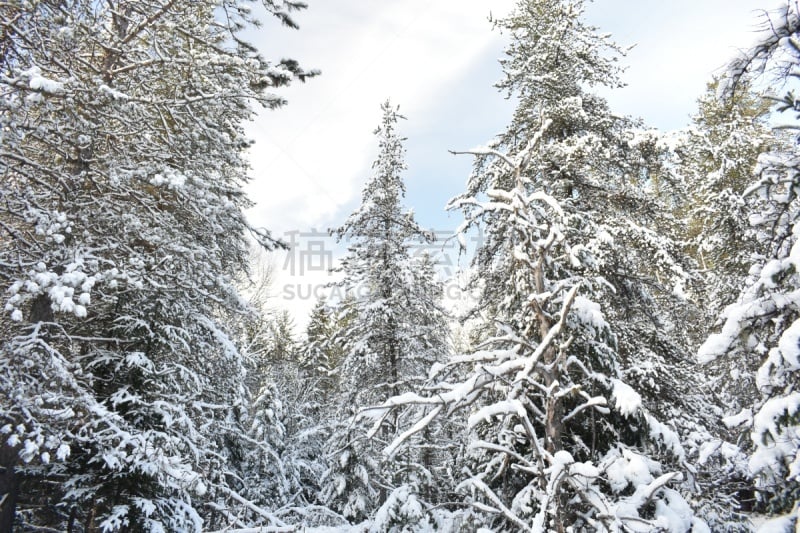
[331,104,448,410]
[320,102,450,523]
[298,297,350,432]
[375,1,715,530]
[299,299,351,405]
[0,1,314,530]
[699,4,800,528]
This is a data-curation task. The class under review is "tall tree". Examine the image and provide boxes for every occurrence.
[680,80,778,314]
[378,1,714,530]
[331,103,448,410]
[0,1,314,530]
[672,83,787,521]
[320,102,450,522]
[699,3,800,529]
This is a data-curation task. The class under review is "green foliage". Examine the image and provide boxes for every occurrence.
[0,1,314,530]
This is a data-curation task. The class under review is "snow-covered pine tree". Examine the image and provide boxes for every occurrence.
[0,1,314,530]
[375,0,715,530]
[699,3,800,528]
[320,102,450,523]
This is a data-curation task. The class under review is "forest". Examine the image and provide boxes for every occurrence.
[1,0,799,531]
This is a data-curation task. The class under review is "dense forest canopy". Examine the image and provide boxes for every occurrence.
[1,0,800,532]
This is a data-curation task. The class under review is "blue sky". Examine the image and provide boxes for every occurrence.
[243,0,778,324]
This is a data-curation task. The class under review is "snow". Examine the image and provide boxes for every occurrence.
[596,229,614,244]
[20,439,38,463]
[303,525,369,533]
[611,379,642,417]
[98,84,130,100]
[552,449,574,466]
[427,362,445,379]
[697,337,726,365]
[752,393,800,445]
[777,318,800,370]
[652,488,695,533]
[468,399,524,429]
[672,280,687,300]
[756,514,796,533]
[569,460,600,479]
[722,408,753,429]
[604,448,654,493]
[696,439,742,466]
[22,66,65,94]
[571,295,609,335]
[56,444,70,461]
[749,393,800,479]
[698,304,743,362]
[691,517,713,533]
[150,169,187,189]
[646,415,685,460]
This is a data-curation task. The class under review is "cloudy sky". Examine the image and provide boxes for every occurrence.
[243,0,778,325]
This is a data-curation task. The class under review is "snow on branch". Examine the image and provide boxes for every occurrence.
[381,405,442,459]
[461,478,534,532]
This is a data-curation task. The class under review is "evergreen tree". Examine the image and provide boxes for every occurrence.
[0,1,314,530]
[681,80,779,315]
[671,82,791,523]
[700,3,800,528]
[378,1,714,530]
[332,103,448,409]
[300,297,350,413]
[267,309,298,363]
[302,299,341,383]
[320,102,450,522]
